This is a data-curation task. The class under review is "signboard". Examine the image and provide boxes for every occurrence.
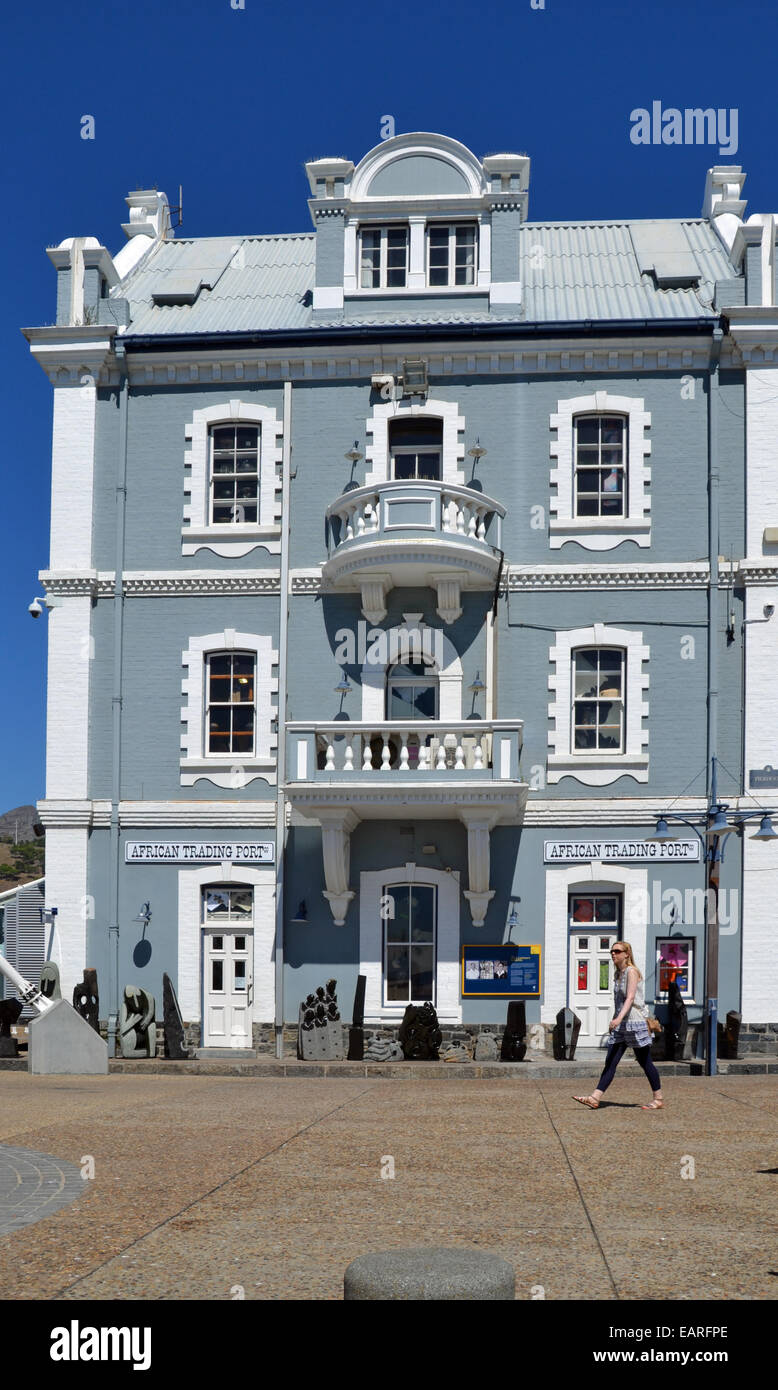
[461,944,541,998]
[749,766,778,790]
[544,839,700,863]
[125,842,274,864]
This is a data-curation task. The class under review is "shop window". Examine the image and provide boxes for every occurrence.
[656,937,694,1001]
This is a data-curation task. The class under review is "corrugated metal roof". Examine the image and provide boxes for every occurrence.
[120,235,316,336]
[116,220,736,338]
[518,220,732,321]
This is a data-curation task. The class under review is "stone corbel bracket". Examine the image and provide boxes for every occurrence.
[318,807,361,924]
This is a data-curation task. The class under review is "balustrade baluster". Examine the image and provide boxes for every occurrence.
[362,739,373,772]
[455,504,466,535]
[343,738,354,772]
[467,507,478,538]
[325,739,336,772]
[476,509,486,541]
[473,738,484,770]
[355,504,366,537]
[399,732,410,771]
[381,735,392,771]
[455,739,465,769]
[436,740,447,771]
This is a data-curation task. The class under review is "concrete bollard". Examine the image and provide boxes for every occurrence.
[344,1247,515,1301]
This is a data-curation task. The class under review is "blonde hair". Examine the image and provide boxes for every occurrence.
[613,941,643,982]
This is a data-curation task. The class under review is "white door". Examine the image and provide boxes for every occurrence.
[202,886,254,1049]
[568,892,622,1047]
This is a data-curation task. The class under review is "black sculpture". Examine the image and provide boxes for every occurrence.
[553,1006,581,1060]
[665,979,688,1061]
[347,974,367,1061]
[398,1001,441,1060]
[298,979,344,1060]
[718,1010,742,1060]
[162,973,190,1060]
[500,1001,527,1061]
[0,998,23,1057]
[73,969,99,1032]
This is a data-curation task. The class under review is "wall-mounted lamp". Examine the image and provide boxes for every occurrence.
[334,672,353,714]
[507,904,520,932]
[468,671,486,716]
[467,438,487,483]
[133,902,152,928]
[39,907,58,926]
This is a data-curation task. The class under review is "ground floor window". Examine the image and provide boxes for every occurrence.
[383,883,436,1005]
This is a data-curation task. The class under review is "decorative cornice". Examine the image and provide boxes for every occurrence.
[116,336,722,387]
[37,799,278,829]
[38,561,772,598]
[506,563,711,589]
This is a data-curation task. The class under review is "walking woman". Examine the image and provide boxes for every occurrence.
[573,941,663,1110]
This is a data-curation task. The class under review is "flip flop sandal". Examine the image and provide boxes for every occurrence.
[641,1099,664,1110]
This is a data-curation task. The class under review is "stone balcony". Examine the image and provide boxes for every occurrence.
[285,718,527,928]
[321,480,505,623]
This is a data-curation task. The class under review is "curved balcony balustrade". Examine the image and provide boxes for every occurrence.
[322,480,505,623]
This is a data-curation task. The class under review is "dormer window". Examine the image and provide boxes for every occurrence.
[359,225,409,288]
[389,417,442,480]
[427,223,477,287]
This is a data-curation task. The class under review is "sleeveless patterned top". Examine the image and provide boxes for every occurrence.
[612,966,651,1046]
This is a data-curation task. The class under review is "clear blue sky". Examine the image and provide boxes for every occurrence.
[1,0,775,812]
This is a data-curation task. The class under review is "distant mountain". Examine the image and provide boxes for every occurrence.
[0,806,41,842]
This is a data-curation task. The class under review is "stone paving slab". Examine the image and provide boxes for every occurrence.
[0,1073,775,1301]
[0,1144,90,1236]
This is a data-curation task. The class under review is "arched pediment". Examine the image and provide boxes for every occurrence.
[351,133,486,202]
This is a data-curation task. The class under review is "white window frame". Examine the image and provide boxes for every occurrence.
[548,624,649,785]
[183,400,283,557]
[205,650,257,758]
[571,647,625,754]
[208,422,261,527]
[549,392,651,549]
[572,413,628,519]
[382,882,438,1007]
[358,224,409,289]
[365,399,465,486]
[359,863,461,1023]
[181,629,278,787]
[426,222,479,287]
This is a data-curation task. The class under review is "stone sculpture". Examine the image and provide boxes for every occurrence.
[162,973,190,1060]
[440,1041,471,1063]
[500,1001,527,1061]
[718,1009,741,1060]
[364,1035,404,1061]
[474,1032,499,1061]
[347,974,367,1061]
[119,986,157,1059]
[297,978,345,1061]
[553,1006,581,1060]
[72,969,100,1032]
[39,963,62,1001]
[0,998,23,1057]
[398,1001,442,1060]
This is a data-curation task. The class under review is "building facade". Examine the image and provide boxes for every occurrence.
[25,134,778,1054]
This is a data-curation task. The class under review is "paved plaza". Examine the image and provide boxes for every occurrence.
[0,1072,775,1301]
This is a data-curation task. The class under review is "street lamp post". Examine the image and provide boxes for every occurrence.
[649,756,776,1077]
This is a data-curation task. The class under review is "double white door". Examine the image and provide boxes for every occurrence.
[202,929,253,1048]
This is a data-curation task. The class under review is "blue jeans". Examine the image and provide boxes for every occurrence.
[596,1039,661,1094]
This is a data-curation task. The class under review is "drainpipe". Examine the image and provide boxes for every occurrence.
[107,344,129,1057]
[705,326,723,1076]
[274,381,292,1059]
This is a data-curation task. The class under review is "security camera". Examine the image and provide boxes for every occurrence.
[764,605,775,619]
[28,598,43,618]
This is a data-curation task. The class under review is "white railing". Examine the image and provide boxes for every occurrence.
[326,480,504,551]
[288,720,522,782]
